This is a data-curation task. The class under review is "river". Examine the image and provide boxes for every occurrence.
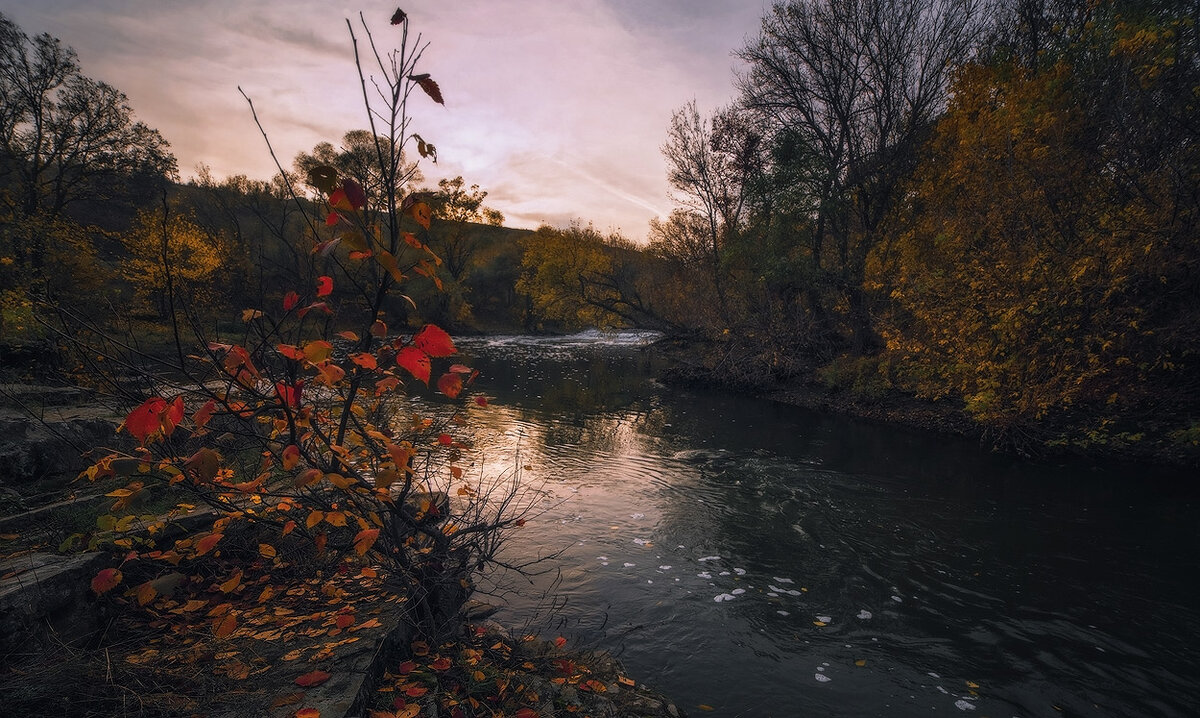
[445,331,1199,718]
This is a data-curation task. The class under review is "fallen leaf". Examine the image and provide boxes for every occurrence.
[295,670,331,688]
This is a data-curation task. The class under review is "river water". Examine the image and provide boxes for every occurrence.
[447,331,1198,718]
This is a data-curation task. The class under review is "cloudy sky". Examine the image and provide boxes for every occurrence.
[0,0,767,240]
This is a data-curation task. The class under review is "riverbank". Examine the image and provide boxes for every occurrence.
[648,336,1200,470]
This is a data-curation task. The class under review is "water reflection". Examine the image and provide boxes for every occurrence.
[445,333,1200,718]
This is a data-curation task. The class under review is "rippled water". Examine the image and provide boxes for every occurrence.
[446,331,1199,718]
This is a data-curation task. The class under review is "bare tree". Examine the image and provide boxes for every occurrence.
[661,101,761,313]
[0,12,176,223]
[738,0,984,353]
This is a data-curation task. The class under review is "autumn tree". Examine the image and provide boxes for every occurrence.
[878,0,1200,447]
[120,202,234,319]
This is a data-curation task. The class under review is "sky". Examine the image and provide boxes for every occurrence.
[0,0,768,241]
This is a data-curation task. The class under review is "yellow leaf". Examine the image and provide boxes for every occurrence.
[855,659,867,667]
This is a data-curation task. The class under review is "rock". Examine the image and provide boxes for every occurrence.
[0,406,121,486]
[0,551,111,656]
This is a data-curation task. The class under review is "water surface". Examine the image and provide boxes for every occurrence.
[448,331,1198,718]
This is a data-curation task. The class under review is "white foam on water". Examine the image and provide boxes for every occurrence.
[892,595,903,603]
[731,588,746,595]
[658,565,672,570]
[623,562,636,568]
[954,700,976,711]
[777,610,790,616]
[773,577,794,583]
[697,571,712,579]
[816,615,832,623]
[714,593,737,602]
[734,568,747,575]
[698,556,721,562]
[857,610,873,620]
[814,674,831,683]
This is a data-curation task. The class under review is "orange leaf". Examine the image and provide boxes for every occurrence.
[91,568,122,596]
[395,347,431,384]
[220,569,243,594]
[282,520,297,537]
[413,324,456,357]
[295,670,331,688]
[350,353,378,370]
[325,511,347,527]
[306,511,325,529]
[295,709,321,718]
[375,376,401,396]
[297,468,323,488]
[316,275,333,297]
[354,528,380,556]
[135,581,157,606]
[436,372,463,399]
[213,612,238,638]
[196,532,224,556]
[259,543,278,559]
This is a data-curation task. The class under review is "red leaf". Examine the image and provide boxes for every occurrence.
[283,291,300,311]
[390,8,406,25]
[295,670,331,688]
[91,568,122,595]
[436,372,463,399]
[397,660,417,674]
[282,445,301,470]
[409,74,444,105]
[316,276,333,297]
[554,636,567,648]
[396,347,431,384]
[430,657,452,671]
[125,397,167,445]
[165,396,185,434]
[474,396,488,407]
[297,302,332,319]
[194,399,218,428]
[437,433,453,446]
[342,178,366,210]
[326,212,341,227]
[413,324,456,357]
[276,381,303,408]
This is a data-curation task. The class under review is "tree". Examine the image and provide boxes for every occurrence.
[737,0,984,353]
[120,203,233,319]
[293,129,421,210]
[661,102,759,314]
[878,2,1200,448]
[425,175,504,282]
[0,12,176,226]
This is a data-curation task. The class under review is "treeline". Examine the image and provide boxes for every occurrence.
[527,0,1200,454]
